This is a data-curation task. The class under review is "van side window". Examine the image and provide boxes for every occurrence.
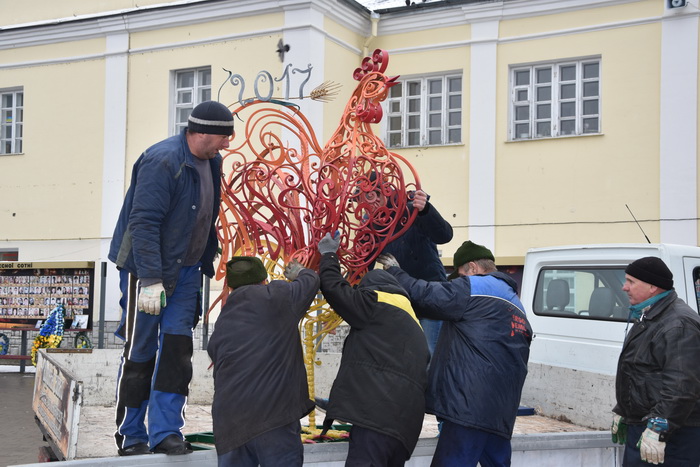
[533,268,629,321]
[693,268,700,312]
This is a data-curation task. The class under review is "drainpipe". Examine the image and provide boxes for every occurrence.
[363,12,380,56]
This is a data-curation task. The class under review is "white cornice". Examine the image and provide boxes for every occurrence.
[0,0,369,50]
[375,0,648,35]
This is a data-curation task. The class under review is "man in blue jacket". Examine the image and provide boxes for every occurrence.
[108,101,233,456]
[378,241,532,467]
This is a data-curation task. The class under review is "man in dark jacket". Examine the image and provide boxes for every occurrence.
[318,232,430,466]
[611,256,700,466]
[207,256,319,467]
[353,175,453,355]
[109,101,232,456]
[378,240,532,467]
[380,189,453,355]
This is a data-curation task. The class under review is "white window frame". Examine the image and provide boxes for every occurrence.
[171,67,212,136]
[386,73,462,148]
[1,88,24,155]
[510,57,601,141]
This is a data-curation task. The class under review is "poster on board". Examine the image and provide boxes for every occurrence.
[0,261,95,330]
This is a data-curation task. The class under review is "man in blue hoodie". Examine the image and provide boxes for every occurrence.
[378,241,532,467]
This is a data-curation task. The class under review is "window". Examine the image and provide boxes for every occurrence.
[172,67,212,135]
[1,89,23,154]
[532,267,629,321]
[510,58,600,140]
[386,74,462,148]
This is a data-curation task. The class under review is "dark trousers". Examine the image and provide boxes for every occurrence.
[624,424,700,467]
[217,421,303,467]
[431,420,511,467]
[345,426,410,467]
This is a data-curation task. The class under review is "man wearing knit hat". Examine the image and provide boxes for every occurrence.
[377,240,531,466]
[612,256,700,466]
[208,257,319,466]
[109,101,234,456]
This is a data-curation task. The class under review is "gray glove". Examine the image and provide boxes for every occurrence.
[318,232,340,255]
[284,259,304,281]
[376,253,399,269]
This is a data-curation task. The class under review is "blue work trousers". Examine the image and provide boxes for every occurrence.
[420,317,442,356]
[114,265,202,451]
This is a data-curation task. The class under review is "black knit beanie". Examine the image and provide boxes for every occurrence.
[625,256,673,290]
[226,257,268,289]
[188,101,234,136]
[448,241,495,280]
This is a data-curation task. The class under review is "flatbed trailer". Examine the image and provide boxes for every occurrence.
[20,349,622,466]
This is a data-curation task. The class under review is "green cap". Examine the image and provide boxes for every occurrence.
[448,241,494,280]
[226,256,268,288]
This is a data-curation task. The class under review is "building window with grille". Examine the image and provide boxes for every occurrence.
[1,89,23,155]
[386,74,462,148]
[172,67,212,135]
[510,58,600,140]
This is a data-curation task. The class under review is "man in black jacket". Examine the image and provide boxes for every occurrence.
[611,256,700,466]
[353,174,453,355]
[317,232,430,466]
[207,256,319,467]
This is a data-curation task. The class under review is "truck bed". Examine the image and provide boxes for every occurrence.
[73,405,597,459]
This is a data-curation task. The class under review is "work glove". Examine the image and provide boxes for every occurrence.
[637,428,665,465]
[376,253,400,269]
[138,282,166,315]
[284,259,304,281]
[611,413,627,445]
[318,232,340,255]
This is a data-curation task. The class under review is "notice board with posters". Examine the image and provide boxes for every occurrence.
[0,261,95,330]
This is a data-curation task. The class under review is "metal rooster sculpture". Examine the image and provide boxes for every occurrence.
[212,49,421,428]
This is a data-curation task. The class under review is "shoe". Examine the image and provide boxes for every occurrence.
[118,442,152,456]
[152,434,193,455]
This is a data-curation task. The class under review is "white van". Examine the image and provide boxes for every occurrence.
[518,243,700,429]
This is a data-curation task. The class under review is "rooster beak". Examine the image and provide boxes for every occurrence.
[386,75,400,88]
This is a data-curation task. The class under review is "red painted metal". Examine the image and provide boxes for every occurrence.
[211,49,420,313]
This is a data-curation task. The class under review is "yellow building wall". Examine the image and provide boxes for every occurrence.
[0,0,173,25]
[496,17,662,257]
[0,58,105,240]
[500,0,659,38]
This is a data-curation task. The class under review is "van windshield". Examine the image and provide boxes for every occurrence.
[533,267,630,321]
